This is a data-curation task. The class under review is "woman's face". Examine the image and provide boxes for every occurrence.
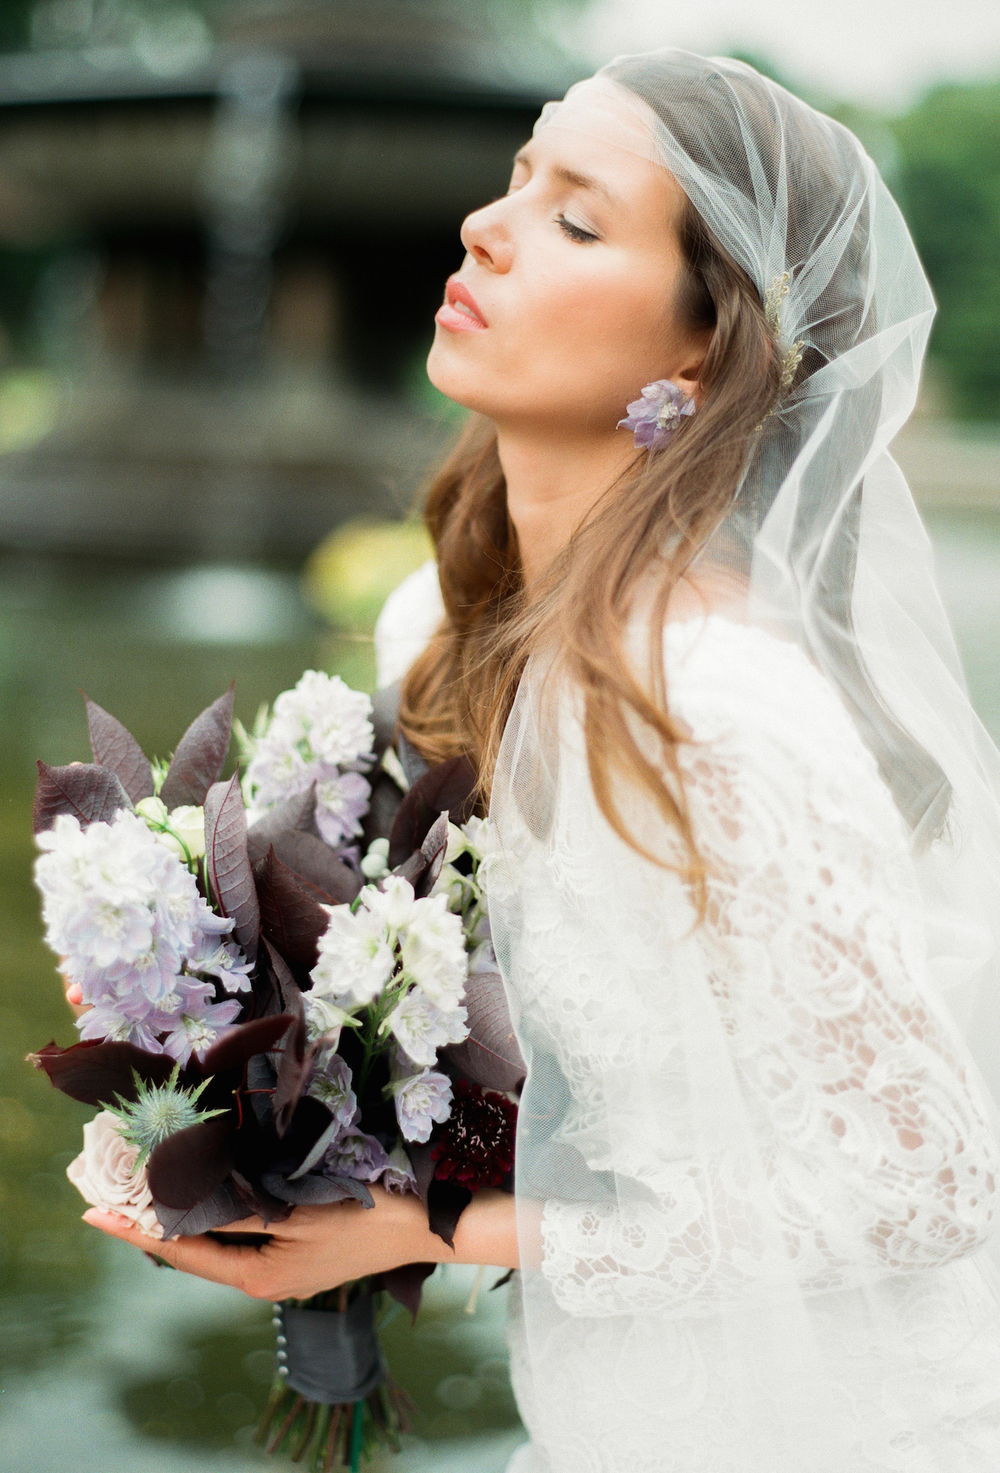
[426,106,707,438]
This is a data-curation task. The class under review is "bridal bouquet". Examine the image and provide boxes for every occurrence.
[28,674,524,1472]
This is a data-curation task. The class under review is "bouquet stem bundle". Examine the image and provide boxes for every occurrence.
[256,1282,414,1471]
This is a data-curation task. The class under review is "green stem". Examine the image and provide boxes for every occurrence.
[355,972,408,1094]
[349,1400,364,1473]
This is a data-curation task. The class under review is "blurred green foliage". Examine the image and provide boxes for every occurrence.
[892,81,1000,420]
[0,1,32,51]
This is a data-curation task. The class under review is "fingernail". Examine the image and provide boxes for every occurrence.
[83,1208,132,1229]
[66,983,83,1005]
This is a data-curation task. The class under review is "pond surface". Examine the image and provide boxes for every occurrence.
[2,509,1000,1473]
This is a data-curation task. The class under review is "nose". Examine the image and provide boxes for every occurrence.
[460,198,514,273]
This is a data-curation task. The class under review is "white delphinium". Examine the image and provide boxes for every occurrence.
[303,992,357,1042]
[309,874,470,1071]
[431,814,493,972]
[308,874,419,1017]
[243,671,375,846]
[364,874,418,935]
[161,1000,242,1065]
[388,1061,453,1143]
[311,899,396,1010]
[398,892,467,1009]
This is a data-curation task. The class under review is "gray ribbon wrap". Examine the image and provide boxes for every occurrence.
[278,1290,385,1405]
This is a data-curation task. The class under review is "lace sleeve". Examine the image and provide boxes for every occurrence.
[531,620,1000,1319]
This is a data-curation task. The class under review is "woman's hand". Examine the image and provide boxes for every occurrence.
[82,1184,520,1300]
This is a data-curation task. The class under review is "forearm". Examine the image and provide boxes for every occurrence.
[403,1188,522,1271]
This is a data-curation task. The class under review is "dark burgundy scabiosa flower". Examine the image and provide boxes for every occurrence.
[430,1077,517,1190]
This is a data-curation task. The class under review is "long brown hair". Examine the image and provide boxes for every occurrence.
[399,190,786,901]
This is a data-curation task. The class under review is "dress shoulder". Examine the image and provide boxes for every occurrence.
[662,614,893,823]
[373,559,444,688]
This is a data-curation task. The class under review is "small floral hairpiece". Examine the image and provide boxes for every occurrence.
[618,379,696,449]
[764,271,805,396]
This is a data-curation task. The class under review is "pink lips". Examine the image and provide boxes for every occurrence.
[435,276,488,332]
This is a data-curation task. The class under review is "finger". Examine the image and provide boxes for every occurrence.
[82,1208,265,1288]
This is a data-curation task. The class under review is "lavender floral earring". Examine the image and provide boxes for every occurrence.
[618,379,696,448]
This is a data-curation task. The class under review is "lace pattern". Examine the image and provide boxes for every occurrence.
[527,619,1000,1317]
[487,616,1000,1470]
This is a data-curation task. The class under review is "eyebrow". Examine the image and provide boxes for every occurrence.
[512,148,623,209]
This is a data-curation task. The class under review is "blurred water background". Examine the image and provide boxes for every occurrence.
[0,2,999,1471]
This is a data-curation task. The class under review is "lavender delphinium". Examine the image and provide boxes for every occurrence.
[388,1063,453,1144]
[35,810,247,1061]
[307,1046,360,1130]
[323,1127,390,1183]
[618,378,696,448]
[241,670,376,849]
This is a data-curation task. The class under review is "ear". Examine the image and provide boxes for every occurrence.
[674,326,713,409]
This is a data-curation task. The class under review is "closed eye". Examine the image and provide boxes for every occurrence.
[557,214,599,243]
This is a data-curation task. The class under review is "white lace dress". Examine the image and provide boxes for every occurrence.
[376,563,1000,1473]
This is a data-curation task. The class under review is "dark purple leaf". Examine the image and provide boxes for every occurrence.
[29,1039,177,1106]
[254,846,334,971]
[264,830,361,905]
[33,761,131,835]
[285,1114,344,1180]
[261,1171,374,1208]
[147,1112,236,1210]
[391,849,427,888]
[265,941,313,1138]
[197,1012,294,1077]
[230,1168,294,1225]
[154,1178,253,1239]
[361,769,405,851]
[84,694,154,803]
[388,755,478,868]
[406,1142,437,1205]
[378,1262,436,1323]
[159,685,234,809]
[441,971,526,1093]
[204,775,259,960]
[244,1054,278,1127]
[246,785,318,866]
[414,811,449,899]
[397,733,430,789]
[427,1179,473,1249]
[406,1140,472,1248]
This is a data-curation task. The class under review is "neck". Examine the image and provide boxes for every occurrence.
[497,424,638,587]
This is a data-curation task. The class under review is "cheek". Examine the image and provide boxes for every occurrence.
[513,260,670,407]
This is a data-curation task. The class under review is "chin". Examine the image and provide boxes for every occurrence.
[426,338,495,417]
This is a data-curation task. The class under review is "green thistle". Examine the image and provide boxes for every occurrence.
[103,1066,227,1166]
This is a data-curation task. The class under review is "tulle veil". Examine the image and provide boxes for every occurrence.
[484,51,1000,1472]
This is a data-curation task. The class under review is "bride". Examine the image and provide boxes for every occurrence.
[85,50,1000,1472]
